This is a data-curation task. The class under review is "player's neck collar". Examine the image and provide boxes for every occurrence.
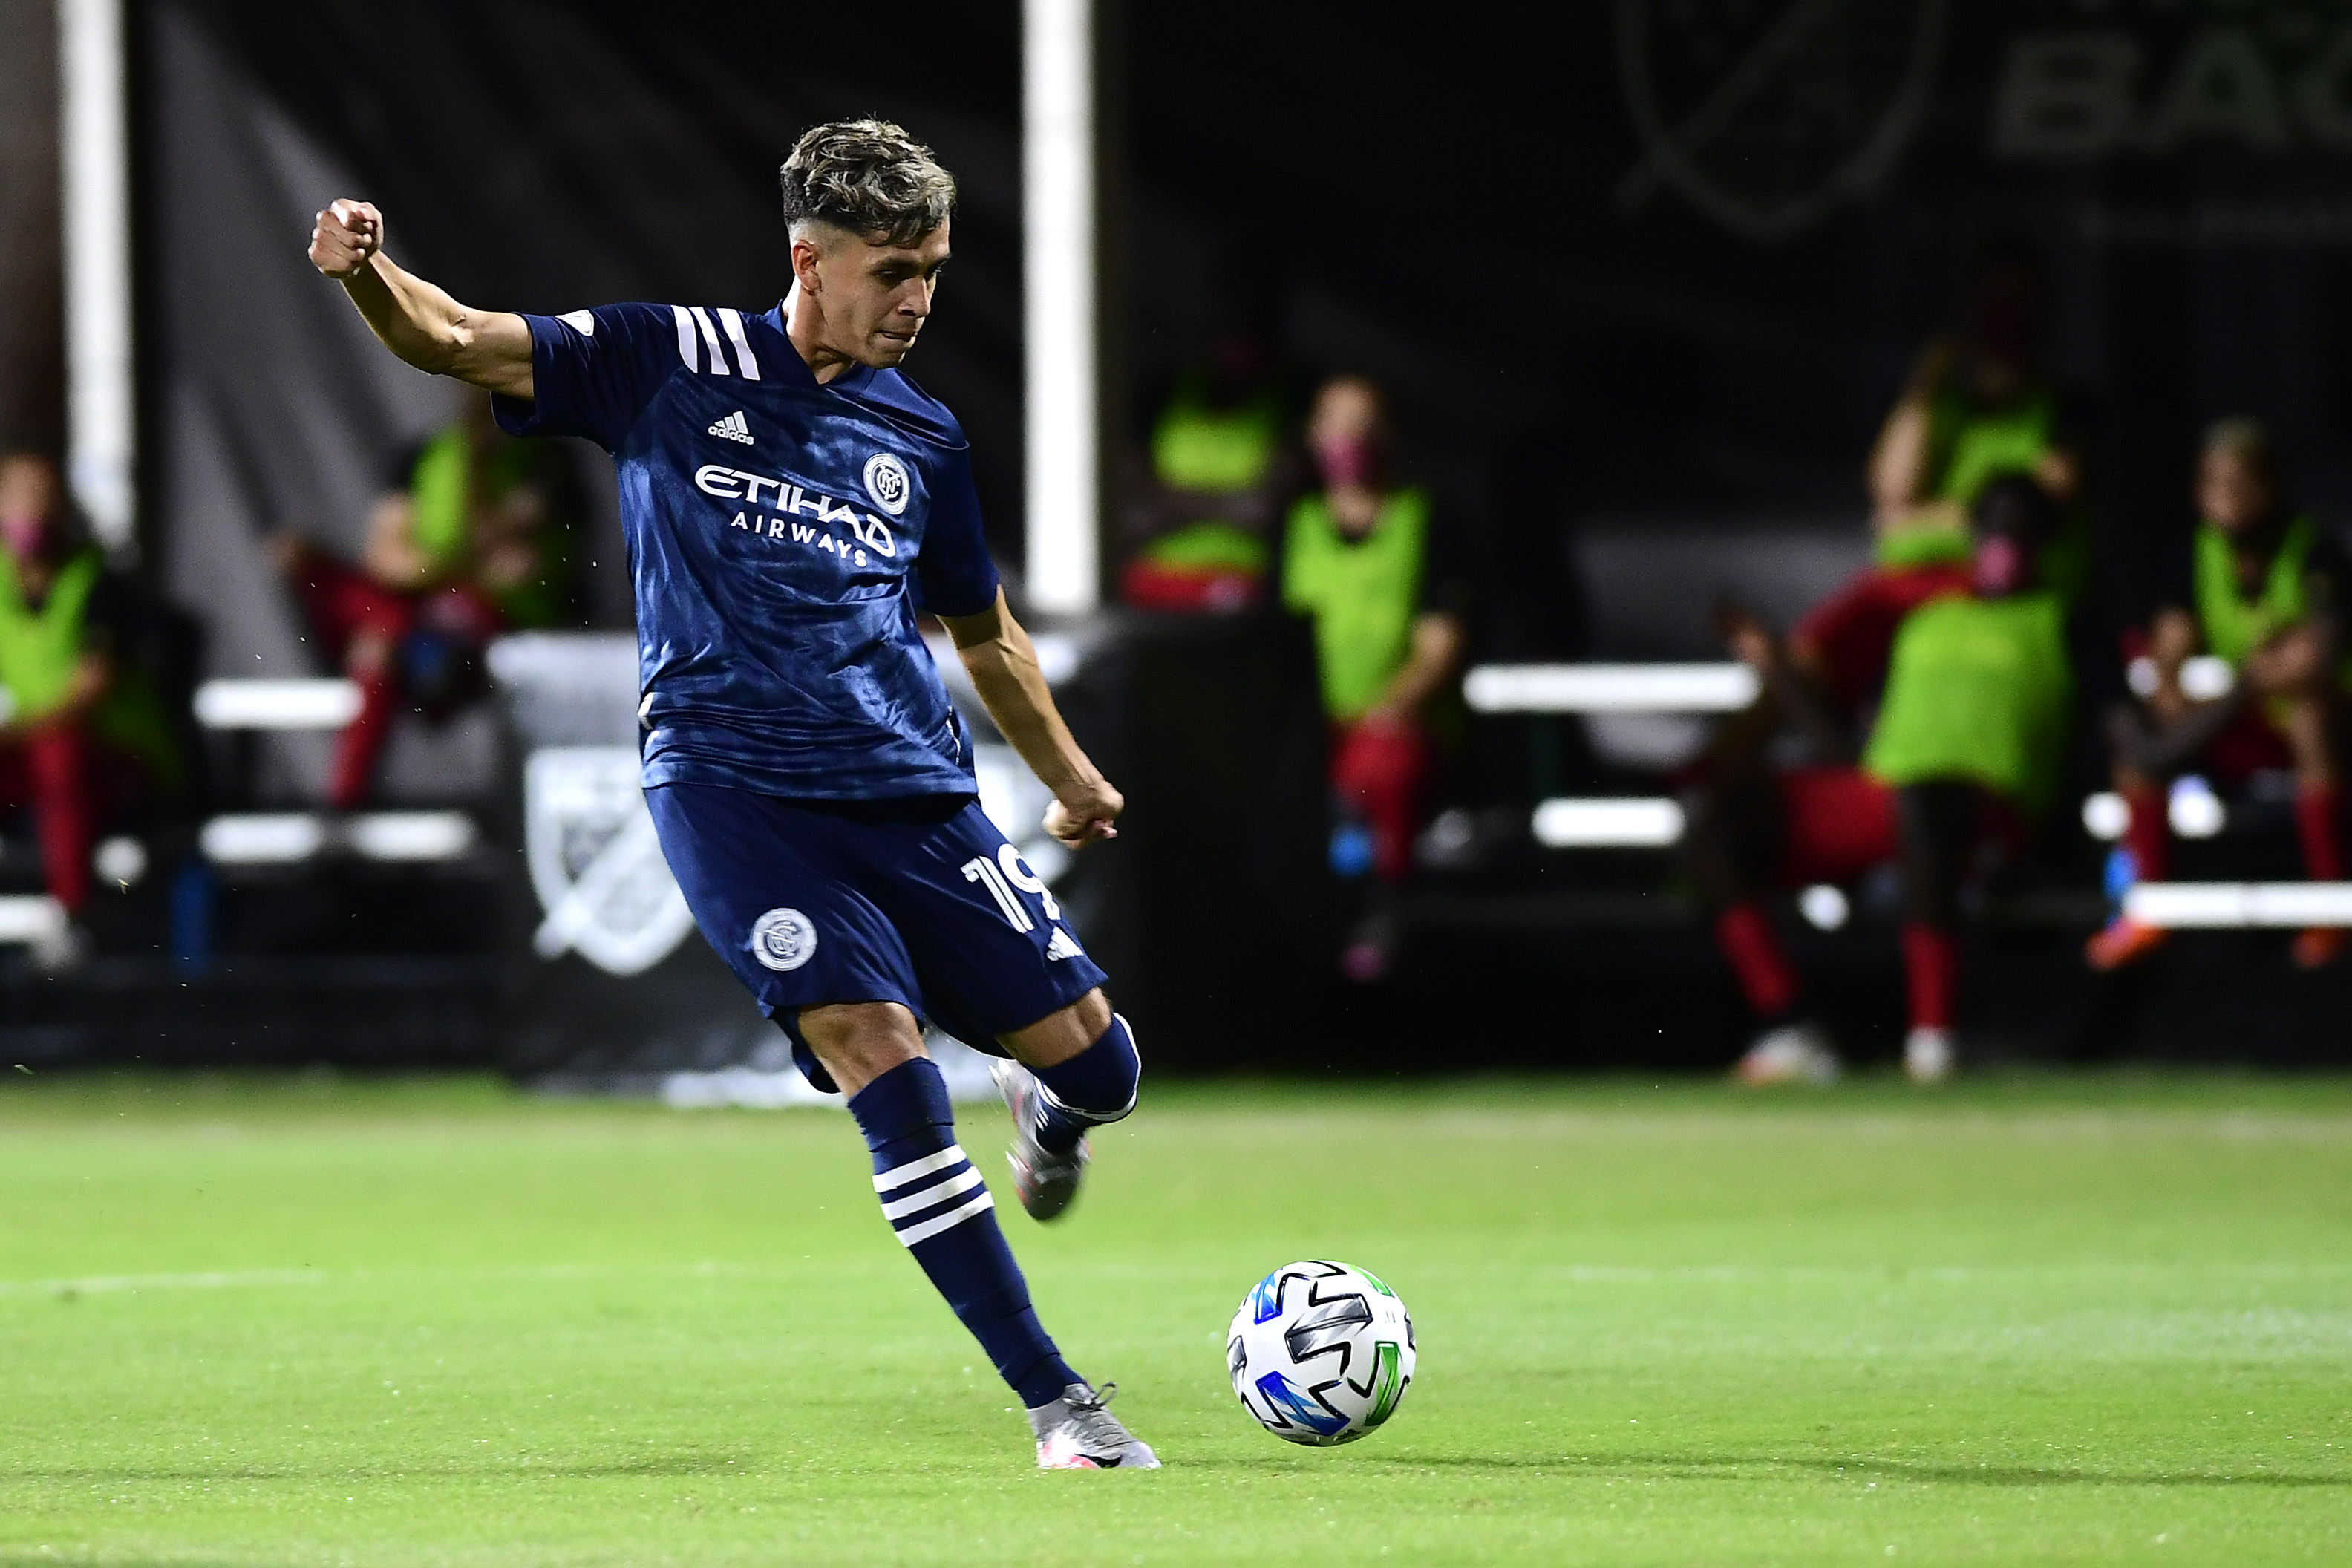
[767,295,878,393]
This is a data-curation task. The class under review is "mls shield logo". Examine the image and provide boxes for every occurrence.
[523,747,698,977]
[863,451,912,516]
[1616,0,1948,242]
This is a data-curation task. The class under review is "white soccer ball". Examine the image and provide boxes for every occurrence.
[1226,1259,1415,1446]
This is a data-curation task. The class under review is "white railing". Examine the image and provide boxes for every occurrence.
[1465,663,1758,715]
[192,679,362,730]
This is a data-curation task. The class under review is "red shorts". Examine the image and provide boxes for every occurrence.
[1776,766,1899,885]
[2199,704,2295,781]
[1774,765,2025,887]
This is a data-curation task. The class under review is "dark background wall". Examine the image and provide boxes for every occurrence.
[0,0,62,455]
[145,0,2352,662]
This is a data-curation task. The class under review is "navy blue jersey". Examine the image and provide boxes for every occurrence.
[493,301,1001,800]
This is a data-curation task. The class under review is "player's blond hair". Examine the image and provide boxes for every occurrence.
[780,119,956,247]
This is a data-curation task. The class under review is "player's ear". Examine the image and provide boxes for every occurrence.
[788,232,823,295]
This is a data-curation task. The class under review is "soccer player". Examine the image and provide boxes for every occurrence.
[2088,419,2352,972]
[308,120,1157,1470]
[1687,477,2074,1085]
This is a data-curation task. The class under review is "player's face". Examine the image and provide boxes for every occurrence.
[803,220,952,370]
[2198,448,2273,536]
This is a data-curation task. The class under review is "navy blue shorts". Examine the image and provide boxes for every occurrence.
[648,783,1108,1082]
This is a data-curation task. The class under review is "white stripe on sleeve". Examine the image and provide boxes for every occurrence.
[672,305,699,371]
[892,1189,995,1247]
[688,307,729,376]
[716,308,760,381]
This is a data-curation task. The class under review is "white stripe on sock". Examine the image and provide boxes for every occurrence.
[880,1163,983,1221]
[892,1189,994,1247]
[672,304,699,370]
[717,308,760,380]
[1039,1078,1137,1126]
[873,1143,969,1192]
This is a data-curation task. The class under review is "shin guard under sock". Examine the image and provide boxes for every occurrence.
[1715,903,1799,1021]
[849,1057,1077,1408]
[1028,1013,1141,1156]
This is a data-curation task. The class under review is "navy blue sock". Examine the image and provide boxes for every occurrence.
[849,1057,1077,1409]
[1029,1013,1141,1156]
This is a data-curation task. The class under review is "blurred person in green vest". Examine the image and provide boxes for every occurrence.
[0,451,182,958]
[1686,477,2073,1087]
[278,389,577,807]
[2088,418,2352,973]
[1120,270,1304,612]
[1697,247,2093,797]
[1866,243,2090,602]
[1281,375,1469,981]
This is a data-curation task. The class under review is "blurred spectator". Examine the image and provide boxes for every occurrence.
[1695,247,2091,791]
[277,391,576,808]
[2088,419,2350,972]
[1120,272,1303,613]
[0,451,182,947]
[1280,375,1468,979]
[1684,477,2073,1085]
[1866,244,2090,603]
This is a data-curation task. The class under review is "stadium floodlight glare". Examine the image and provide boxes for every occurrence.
[1022,0,1098,613]
[1531,797,1686,848]
[192,679,365,730]
[1463,663,1760,714]
[2124,881,2352,928]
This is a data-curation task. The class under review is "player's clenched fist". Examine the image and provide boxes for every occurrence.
[309,198,383,278]
[1044,777,1123,849]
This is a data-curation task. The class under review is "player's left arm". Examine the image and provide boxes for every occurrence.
[940,588,1123,848]
[1360,613,1463,730]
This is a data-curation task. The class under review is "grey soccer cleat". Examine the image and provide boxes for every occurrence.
[992,1057,1088,1221]
[1733,1020,1842,1086]
[1028,1381,1160,1469]
[1904,1025,1955,1085]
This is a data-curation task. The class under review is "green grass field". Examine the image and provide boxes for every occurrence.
[1,1071,2348,1566]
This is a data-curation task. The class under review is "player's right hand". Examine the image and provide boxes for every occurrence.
[1045,776,1124,849]
[310,199,383,278]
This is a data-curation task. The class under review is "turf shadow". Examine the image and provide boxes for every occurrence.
[1349,1451,2351,1489]
[1,1454,748,1485]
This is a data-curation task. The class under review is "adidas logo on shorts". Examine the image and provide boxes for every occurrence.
[707,410,754,445]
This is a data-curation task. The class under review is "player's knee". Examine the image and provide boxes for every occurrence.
[797,1000,925,1100]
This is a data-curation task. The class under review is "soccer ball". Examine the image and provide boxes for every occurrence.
[1226,1259,1414,1446]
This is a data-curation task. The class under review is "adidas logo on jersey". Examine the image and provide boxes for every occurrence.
[1043,926,1085,961]
[707,410,754,445]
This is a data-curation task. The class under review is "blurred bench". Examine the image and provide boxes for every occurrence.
[190,676,481,869]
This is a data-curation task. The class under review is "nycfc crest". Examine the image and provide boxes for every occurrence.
[863,451,911,516]
[750,907,818,972]
[1616,0,1947,242]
